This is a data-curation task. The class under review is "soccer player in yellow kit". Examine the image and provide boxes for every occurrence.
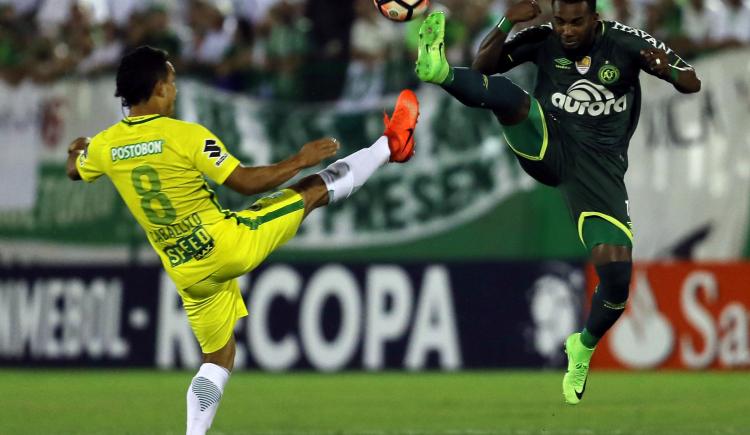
[65,46,419,435]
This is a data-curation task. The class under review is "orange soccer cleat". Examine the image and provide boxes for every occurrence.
[383,89,419,162]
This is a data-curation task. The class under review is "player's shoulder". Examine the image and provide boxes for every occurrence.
[158,117,213,136]
[155,117,204,130]
[148,118,213,149]
[603,20,665,49]
[89,120,123,147]
[507,22,554,44]
[603,20,645,37]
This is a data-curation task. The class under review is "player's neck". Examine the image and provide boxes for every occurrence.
[128,102,165,118]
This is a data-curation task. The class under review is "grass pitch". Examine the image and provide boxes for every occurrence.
[0,370,746,434]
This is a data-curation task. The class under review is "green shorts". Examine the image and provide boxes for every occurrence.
[501,98,633,251]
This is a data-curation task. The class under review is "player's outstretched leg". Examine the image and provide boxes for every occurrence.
[296,89,419,213]
[415,12,530,124]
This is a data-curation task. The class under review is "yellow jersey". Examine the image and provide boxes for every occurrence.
[77,114,240,289]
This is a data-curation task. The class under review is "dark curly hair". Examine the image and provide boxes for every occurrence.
[551,0,597,13]
[115,46,169,107]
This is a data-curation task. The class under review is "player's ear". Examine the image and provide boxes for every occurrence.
[154,80,167,98]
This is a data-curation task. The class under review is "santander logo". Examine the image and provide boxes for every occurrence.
[595,264,750,370]
[609,269,674,368]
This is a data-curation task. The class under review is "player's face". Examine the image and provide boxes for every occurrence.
[163,61,177,116]
[552,1,599,52]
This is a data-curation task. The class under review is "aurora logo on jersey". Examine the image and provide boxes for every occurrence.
[111,140,164,162]
[551,79,627,117]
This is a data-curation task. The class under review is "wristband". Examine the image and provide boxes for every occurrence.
[497,16,514,33]
[670,67,679,82]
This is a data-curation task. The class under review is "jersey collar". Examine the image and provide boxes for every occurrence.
[121,114,163,125]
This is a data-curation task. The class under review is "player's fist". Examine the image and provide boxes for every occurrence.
[640,48,669,77]
[506,0,541,24]
[67,137,90,155]
[296,137,340,168]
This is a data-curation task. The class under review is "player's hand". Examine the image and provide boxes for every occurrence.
[640,48,669,77]
[296,137,340,168]
[506,0,542,24]
[67,137,90,155]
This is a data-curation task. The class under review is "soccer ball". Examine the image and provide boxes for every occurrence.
[373,0,430,22]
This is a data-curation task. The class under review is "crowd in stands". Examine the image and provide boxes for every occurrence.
[1,0,748,102]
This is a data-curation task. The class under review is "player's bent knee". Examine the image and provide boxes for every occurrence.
[594,261,632,306]
[290,174,330,215]
[203,336,236,371]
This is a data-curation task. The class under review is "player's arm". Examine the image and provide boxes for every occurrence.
[224,137,339,196]
[639,48,701,94]
[65,137,90,181]
[472,0,543,75]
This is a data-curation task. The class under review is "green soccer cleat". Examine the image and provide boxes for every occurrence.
[415,12,450,84]
[562,332,595,405]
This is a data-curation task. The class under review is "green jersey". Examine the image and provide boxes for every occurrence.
[496,20,691,154]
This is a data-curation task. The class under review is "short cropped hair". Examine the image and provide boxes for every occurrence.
[551,0,597,14]
[115,46,169,107]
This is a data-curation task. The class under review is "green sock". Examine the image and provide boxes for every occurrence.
[441,67,528,115]
[580,328,599,349]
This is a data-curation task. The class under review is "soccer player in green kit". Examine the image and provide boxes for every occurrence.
[415,0,700,404]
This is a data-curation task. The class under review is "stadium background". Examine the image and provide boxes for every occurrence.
[1,0,750,433]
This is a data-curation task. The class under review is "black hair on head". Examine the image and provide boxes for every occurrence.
[115,46,169,107]
[551,0,597,13]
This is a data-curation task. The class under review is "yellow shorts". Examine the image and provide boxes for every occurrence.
[179,189,305,353]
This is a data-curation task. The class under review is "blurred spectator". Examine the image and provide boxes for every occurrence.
[182,0,233,73]
[302,0,353,101]
[461,0,503,62]
[3,0,37,18]
[175,0,234,84]
[140,5,182,58]
[214,18,256,92]
[681,0,715,45]
[0,4,26,85]
[599,0,648,28]
[62,2,96,64]
[232,0,281,25]
[262,0,310,99]
[708,0,750,48]
[667,0,716,59]
[339,0,399,108]
[78,20,124,74]
[0,0,748,96]
[103,0,150,28]
[123,10,148,54]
